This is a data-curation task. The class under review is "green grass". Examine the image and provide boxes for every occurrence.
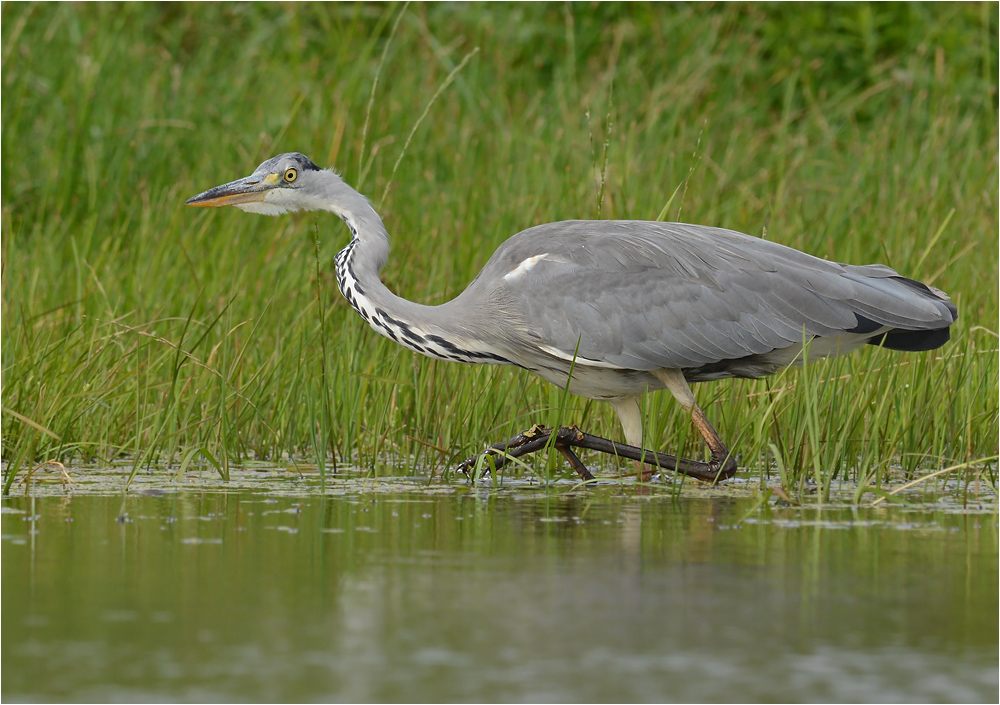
[2,3,997,497]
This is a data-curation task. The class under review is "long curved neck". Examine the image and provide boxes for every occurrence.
[319,172,509,365]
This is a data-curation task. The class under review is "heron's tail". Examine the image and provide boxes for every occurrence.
[861,276,958,352]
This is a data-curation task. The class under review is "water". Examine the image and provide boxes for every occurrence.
[3,475,997,702]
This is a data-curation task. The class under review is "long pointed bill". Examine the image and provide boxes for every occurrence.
[185,172,280,208]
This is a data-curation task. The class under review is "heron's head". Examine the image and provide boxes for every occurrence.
[185,152,328,215]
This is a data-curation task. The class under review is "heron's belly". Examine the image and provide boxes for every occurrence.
[528,363,666,400]
[522,332,877,398]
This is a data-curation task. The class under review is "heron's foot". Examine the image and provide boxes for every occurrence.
[456,425,737,484]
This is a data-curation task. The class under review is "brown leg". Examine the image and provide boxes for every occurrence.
[652,369,738,479]
[689,402,737,472]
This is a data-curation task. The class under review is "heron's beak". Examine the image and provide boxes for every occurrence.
[185,172,281,208]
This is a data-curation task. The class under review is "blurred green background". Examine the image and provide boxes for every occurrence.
[1,2,997,491]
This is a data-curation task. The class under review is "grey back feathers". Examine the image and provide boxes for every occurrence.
[464,220,956,384]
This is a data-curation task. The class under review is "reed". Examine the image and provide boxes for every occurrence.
[2,3,997,495]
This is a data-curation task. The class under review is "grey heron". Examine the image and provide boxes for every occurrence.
[186,153,958,482]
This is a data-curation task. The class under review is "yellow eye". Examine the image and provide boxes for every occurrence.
[283,168,297,183]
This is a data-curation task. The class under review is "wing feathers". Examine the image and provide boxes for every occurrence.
[483,221,956,371]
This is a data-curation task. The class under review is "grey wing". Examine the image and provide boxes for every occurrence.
[488,221,956,371]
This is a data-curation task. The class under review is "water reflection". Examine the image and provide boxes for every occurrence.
[2,487,997,702]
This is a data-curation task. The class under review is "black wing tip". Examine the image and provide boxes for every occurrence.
[855,275,958,351]
[867,326,952,352]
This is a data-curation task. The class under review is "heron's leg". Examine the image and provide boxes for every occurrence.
[609,397,645,447]
[652,369,737,477]
[609,397,655,481]
[456,371,738,483]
